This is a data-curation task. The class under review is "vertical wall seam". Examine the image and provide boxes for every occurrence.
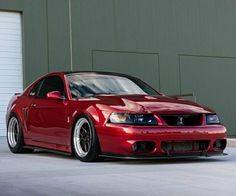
[112,0,117,48]
[91,49,94,71]
[68,0,73,71]
[46,0,50,72]
[157,54,161,91]
[178,54,182,94]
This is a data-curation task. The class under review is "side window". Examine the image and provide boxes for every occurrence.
[38,76,65,98]
[29,80,44,97]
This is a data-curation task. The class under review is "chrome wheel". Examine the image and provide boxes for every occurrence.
[7,117,20,148]
[73,118,92,158]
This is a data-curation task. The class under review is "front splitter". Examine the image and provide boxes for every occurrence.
[99,152,227,160]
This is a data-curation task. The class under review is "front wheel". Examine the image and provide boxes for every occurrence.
[72,115,101,162]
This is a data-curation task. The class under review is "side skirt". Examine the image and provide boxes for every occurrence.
[24,138,71,153]
[24,145,72,156]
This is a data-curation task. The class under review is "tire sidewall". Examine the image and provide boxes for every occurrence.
[7,113,24,153]
[72,114,100,162]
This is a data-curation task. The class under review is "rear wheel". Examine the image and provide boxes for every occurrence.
[72,115,101,162]
[7,114,33,153]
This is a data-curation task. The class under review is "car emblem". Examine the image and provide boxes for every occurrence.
[177,116,184,126]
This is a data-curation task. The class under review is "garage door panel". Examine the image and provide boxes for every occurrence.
[0,82,22,88]
[0,18,20,24]
[92,50,159,89]
[0,87,22,94]
[0,117,6,124]
[0,112,6,121]
[0,126,6,134]
[0,12,21,18]
[0,52,22,58]
[0,24,21,30]
[0,12,22,136]
[0,94,13,101]
[180,55,236,136]
[0,47,21,53]
[0,33,21,40]
[0,40,21,48]
[0,28,21,35]
[0,101,11,109]
[0,63,22,70]
[0,70,22,76]
[0,86,22,91]
[0,89,21,94]
[0,110,8,117]
[0,105,7,112]
[0,126,6,133]
[0,75,22,82]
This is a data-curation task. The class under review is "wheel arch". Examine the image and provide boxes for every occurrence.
[7,110,27,138]
[7,111,20,128]
[8,107,25,132]
[69,112,102,155]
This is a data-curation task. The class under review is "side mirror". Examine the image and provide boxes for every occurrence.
[46,91,65,100]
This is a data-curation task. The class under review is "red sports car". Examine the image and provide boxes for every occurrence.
[6,72,227,162]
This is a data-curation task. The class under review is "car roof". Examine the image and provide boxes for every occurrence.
[63,71,134,78]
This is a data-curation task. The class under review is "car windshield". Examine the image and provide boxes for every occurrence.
[66,73,159,99]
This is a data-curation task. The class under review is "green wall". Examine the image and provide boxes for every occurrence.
[0,0,236,136]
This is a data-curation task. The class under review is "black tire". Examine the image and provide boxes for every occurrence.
[7,114,33,153]
[72,115,102,162]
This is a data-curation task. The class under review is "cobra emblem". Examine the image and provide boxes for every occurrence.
[177,116,184,126]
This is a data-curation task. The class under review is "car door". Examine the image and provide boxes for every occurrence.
[28,75,69,145]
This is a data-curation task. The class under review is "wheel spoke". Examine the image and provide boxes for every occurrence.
[73,118,92,158]
[79,130,86,138]
[82,126,88,134]
[84,143,88,152]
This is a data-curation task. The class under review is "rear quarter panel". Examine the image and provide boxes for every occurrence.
[6,95,18,125]
[6,95,32,138]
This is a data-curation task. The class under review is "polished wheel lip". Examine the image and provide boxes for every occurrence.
[73,118,92,158]
[7,117,20,148]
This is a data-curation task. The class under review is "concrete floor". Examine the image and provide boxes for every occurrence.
[0,137,236,196]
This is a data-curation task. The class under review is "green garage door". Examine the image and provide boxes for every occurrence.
[180,55,236,137]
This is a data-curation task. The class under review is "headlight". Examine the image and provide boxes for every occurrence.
[206,114,220,124]
[109,113,158,125]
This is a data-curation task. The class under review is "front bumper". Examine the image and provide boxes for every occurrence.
[96,124,227,158]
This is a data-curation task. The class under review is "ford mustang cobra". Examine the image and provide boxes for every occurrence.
[6,72,227,161]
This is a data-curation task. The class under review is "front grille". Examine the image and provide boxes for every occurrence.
[160,114,202,126]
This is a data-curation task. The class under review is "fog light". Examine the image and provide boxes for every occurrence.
[215,140,221,148]
[132,141,155,153]
[213,139,227,150]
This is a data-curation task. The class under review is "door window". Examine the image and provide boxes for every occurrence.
[29,79,44,97]
[38,76,65,98]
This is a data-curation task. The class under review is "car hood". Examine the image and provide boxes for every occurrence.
[93,95,214,114]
